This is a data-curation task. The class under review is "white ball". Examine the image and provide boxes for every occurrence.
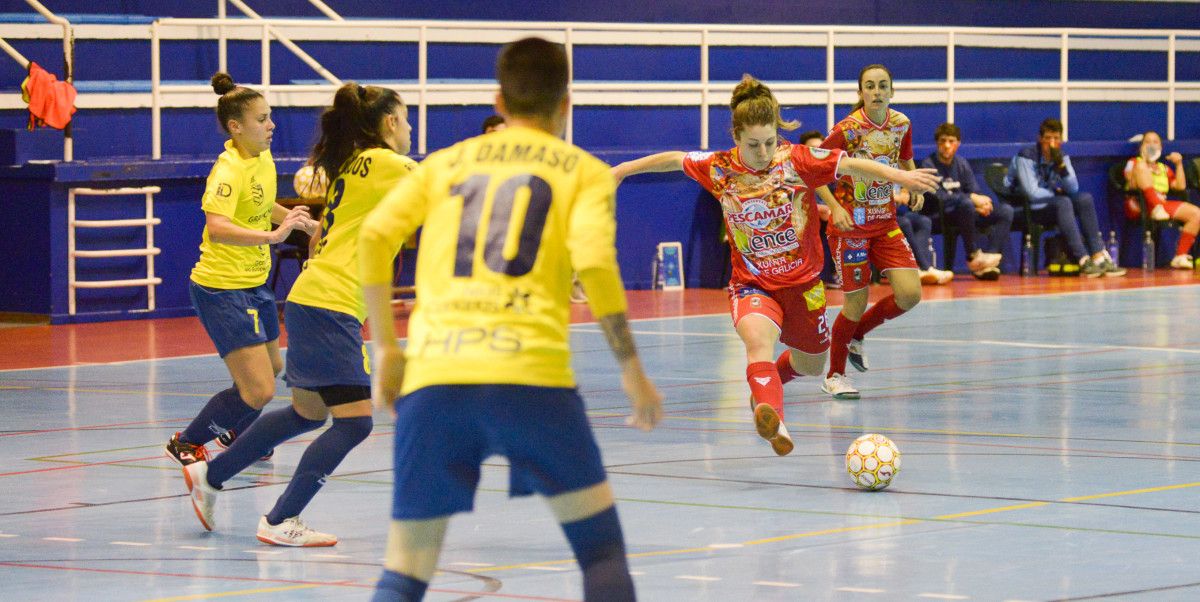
[293,164,329,200]
[845,433,901,491]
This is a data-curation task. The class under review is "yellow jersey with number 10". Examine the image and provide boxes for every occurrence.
[288,148,417,320]
[360,126,625,394]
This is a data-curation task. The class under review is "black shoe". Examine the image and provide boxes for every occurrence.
[972,266,1001,281]
[165,432,210,467]
[214,429,274,461]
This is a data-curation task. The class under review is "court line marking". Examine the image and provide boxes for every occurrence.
[177,545,214,551]
[838,586,885,593]
[42,537,82,542]
[471,479,1200,575]
[139,584,324,602]
[753,580,801,587]
[4,282,1195,374]
[110,541,151,547]
[676,575,721,581]
[919,594,970,600]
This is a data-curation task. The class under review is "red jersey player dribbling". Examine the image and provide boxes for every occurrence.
[613,74,936,456]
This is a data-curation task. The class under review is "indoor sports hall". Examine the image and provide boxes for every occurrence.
[2,1,1200,601]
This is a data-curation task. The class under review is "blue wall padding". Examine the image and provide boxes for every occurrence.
[574,46,701,81]
[709,47,826,83]
[954,48,1060,81]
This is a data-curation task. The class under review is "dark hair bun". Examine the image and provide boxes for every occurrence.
[211,72,236,96]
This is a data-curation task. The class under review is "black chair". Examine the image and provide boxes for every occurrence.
[921,191,960,271]
[270,229,311,294]
[984,162,1047,275]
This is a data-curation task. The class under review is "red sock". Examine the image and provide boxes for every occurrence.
[828,313,859,377]
[775,350,799,385]
[1177,231,1197,257]
[853,295,906,340]
[746,361,784,416]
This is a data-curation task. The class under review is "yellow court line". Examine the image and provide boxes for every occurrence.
[139,583,323,601]
[472,479,1200,575]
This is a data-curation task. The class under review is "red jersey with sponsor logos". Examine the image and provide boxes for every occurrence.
[820,108,913,238]
[682,142,843,291]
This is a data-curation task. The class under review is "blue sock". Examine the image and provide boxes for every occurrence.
[181,386,256,446]
[265,416,372,525]
[561,506,635,601]
[229,407,262,438]
[371,570,428,602]
[205,406,325,488]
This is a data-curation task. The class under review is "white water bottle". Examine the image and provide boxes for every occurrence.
[1142,231,1155,273]
[1022,234,1035,276]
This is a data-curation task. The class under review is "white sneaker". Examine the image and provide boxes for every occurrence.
[256,515,337,547]
[822,373,860,400]
[1170,254,1194,269]
[1151,204,1171,221]
[967,251,1002,272]
[569,275,588,304]
[182,461,218,531]
[919,267,953,285]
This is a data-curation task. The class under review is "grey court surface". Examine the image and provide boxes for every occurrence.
[2,285,1200,601]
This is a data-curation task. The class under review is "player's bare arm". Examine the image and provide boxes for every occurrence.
[598,313,663,431]
[611,151,686,184]
[817,185,854,231]
[837,158,939,196]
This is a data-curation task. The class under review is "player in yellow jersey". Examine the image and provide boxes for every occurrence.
[361,38,662,602]
[182,83,416,545]
[165,73,316,468]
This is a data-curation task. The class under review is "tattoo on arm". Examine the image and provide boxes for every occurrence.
[599,313,637,364]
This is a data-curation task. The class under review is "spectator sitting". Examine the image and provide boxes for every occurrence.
[1005,118,1125,277]
[920,122,1010,280]
[1124,131,1199,269]
[895,188,953,284]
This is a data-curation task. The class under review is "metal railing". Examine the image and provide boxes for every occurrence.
[15,0,74,161]
[68,186,163,315]
[144,19,1200,158]
[5,18,1200,159]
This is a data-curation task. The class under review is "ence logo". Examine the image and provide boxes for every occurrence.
[728,199,792,229]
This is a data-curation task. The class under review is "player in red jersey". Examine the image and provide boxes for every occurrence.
[613,75,936,455]
[817,63,932,399]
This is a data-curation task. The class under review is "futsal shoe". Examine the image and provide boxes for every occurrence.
[165,432,210,467]
[182,461,218,531]
[967,250,1002,273]
[821,373,860,400]
[1170,254,1194,269]
[847,338,868,372]
[215,429,275,461]
[256,516,337,547]
[752,403,793,456]
[973,266,1001,281]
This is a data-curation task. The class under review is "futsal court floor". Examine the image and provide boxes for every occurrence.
[2,272,1199,601]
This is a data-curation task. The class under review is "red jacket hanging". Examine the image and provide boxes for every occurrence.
[21,61,77,130]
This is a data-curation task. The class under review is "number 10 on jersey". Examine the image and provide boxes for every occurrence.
[451,173,553,278]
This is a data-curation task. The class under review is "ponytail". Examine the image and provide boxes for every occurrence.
[729,74,798,139]
[310,82,404,183]
[211,72,263,134]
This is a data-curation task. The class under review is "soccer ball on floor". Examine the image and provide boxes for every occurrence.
[845,433,901,490]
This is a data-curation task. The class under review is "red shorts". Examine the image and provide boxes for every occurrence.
[1163,200,1187,219]
[727,278,830,355]
[830,226,918,293]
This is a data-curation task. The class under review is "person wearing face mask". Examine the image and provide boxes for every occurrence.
[612,74,938,452]
[1124,131,1199,269]
[1006,118,1125,278]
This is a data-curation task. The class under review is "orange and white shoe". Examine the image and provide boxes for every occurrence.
[182,461,218,531]
[752,403,793,456]
[256,516,337,547]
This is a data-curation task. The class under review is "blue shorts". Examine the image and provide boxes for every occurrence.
[188,281,280,357]
[283,301,370,389]
[391,385,608,520]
